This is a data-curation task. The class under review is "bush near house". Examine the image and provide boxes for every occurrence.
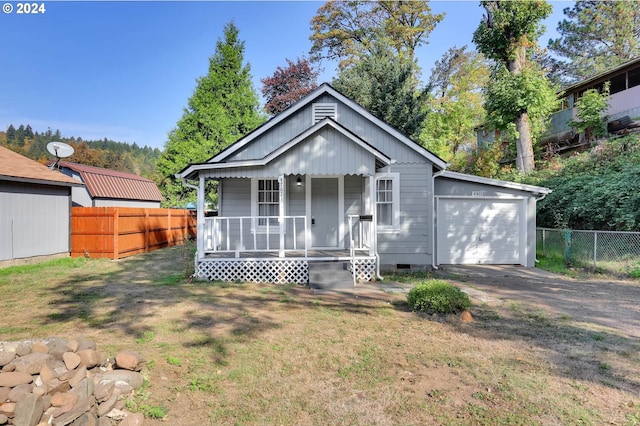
[407,280,471,314]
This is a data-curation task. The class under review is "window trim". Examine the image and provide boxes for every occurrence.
[251,177,284,233]
[375,172,400,232]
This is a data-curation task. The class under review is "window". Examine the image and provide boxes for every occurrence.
[375,173,399,230]
[610,73,627,94]
[256,179,279,226]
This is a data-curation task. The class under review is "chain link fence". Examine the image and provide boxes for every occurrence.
[537,228,640,276]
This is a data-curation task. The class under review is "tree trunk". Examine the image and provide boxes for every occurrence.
[515,112,535,173]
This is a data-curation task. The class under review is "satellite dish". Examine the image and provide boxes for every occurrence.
[47,141,74,169]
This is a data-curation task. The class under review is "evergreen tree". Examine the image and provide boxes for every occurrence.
[156,22,266,207]
[6,125,16,143]
[332,37,428,140]
[548,1,640,83]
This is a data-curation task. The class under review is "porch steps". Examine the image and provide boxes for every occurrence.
[308,261,354,291]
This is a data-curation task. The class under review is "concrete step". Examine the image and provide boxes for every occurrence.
[308,261,355,291]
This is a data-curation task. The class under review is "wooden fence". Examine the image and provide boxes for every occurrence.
[71,207,196,259]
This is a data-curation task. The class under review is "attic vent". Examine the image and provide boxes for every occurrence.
[313,103,337,123]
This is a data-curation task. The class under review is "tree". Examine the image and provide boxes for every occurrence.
[332,38,428,140]
[156,22,265,207]
[569,83,610,142]
[309,0,444,70]
[261,57,319,115]
[548,1,640,83]
[420,46,489,165]
[473,1,557,174]
[6,125,16,143]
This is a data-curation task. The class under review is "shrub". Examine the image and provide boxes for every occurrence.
[407,280,471,314]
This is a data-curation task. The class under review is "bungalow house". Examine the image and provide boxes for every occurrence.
[176,84,550,285]
[0,146,83,267]
[55,161,163,208]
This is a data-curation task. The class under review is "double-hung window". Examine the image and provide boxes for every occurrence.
[375,173,399,231]
[256,179,280,227]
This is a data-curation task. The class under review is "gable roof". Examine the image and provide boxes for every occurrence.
[207,83,448,169]
[58,161,163,202]
[0,146,81,187]
[438,170,552,195]
[177,117,391,179]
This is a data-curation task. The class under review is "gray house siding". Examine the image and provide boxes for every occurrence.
[378,163,433,269]
[435,177,539,267]
[0,181,71,263]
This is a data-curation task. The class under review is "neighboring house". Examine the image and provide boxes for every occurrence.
[0,146,83,267]
[176,83,550,285]
[478,57,640,149]
[55,161,163,208]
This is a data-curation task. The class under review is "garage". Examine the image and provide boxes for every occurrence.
[436,197,526,265]
[434,171,551,267]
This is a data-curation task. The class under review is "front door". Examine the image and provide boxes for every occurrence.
[311,178,339,248]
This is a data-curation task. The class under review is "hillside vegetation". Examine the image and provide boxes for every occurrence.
[526,134,640,231]
[1,124,160,179]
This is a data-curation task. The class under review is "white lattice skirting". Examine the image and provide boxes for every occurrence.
[196,259,309,284]
[350,258,377,282]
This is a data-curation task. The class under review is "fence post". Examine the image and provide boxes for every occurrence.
[564,229,572,265]
[593,231,598,271]
[145,209,150,253]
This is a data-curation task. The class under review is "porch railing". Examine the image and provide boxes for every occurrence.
[204,216,307,257]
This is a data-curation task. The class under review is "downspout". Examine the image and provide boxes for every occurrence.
[431,165,449,270]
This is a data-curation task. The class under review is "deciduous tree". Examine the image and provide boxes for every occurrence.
[473,0,557,174]
[157,22,265,207]
[261,57,319,115]
[309,0,443,70]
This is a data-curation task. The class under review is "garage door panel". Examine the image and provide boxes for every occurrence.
[437,198,523,265]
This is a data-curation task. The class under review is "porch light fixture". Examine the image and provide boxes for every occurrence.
[296,176,302,186]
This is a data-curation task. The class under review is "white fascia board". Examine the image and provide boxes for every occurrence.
[439,170,552,194]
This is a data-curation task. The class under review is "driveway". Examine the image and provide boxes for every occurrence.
[433,265,640,339]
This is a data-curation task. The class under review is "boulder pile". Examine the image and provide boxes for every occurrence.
[0,337,147,425]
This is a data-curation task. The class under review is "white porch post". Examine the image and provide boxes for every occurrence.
[197,175,205,260]
[368,175,377,257]
[278,175,285,257]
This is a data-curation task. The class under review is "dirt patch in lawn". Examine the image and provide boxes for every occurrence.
[1,246,639,425]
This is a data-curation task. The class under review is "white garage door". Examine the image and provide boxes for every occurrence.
[437,198,524,265]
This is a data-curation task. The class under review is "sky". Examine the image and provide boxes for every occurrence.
[0,1,570,150]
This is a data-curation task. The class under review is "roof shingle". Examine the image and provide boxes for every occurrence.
[0,146,80,186]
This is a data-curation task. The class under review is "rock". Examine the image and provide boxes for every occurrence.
[97,416,113,426]
[50,392,78,407]
[51,396,94,426]
[96,389,120,417]
[0,386,9,401]
[69,367,88,388]
[66,340,80,353]
[119,412,144,426]
[0,352,15,367]
[31,342,48,354]
[93,381,114,403]
[63,352,82,370]
[14,393,44,426]
[114,352,145,372]
[12,352,51,375]
[98,370,144,390]
[77,350,99,369]
[75,337,96,352]
[0,371,34,387]
[0,413,7,424]
[40,364,57,383]
[8,383,33,402]
[461,310,474,322]
[0,402,16,417]
[46,378,71,395]
[70,377,94,401]
[1,364,15,373]
[15,343,31,357]
[69,411,98,426]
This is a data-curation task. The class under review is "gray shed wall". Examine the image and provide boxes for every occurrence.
[0,181,71,262]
